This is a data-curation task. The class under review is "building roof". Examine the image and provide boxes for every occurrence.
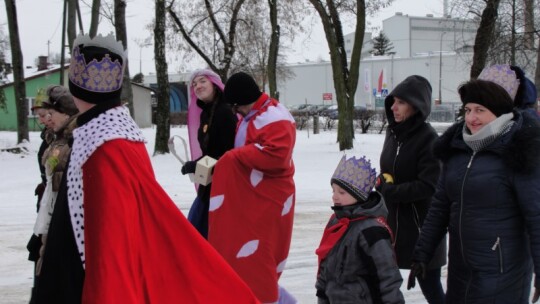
[0,64,69,89]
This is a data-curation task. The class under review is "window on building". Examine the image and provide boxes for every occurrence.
[27,97,36,117]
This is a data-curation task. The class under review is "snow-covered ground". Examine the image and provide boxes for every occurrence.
[1,125,445,303]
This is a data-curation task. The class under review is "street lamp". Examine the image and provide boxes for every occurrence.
[438,31,446,104]
[139,43,151,74]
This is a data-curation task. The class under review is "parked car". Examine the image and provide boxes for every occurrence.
[326,105,367,120]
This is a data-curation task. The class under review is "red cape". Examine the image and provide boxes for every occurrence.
[81,140,259,303]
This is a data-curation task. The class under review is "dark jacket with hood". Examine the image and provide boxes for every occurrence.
[413,110,540,303]
[316,192,404,304]
[378,75,446,270]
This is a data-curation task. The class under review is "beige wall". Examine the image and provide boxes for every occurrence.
[132,85,153,128]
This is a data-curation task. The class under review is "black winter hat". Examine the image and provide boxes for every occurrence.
[224,72,262,106]
[385,75,432,120]
[458,79,514,117]
[510,65,538,108]
[42,85,79,116]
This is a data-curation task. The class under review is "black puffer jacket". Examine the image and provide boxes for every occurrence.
[379,76,446,270]
[414,111,540,303]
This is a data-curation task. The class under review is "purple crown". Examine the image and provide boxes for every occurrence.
[331,155,377,201]
[69,34,126,94]
[477,64,520,100]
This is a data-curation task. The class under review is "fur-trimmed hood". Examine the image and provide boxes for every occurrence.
[434,110,540,173]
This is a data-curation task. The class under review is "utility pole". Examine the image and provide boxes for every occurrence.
[139,43,151,74]
[59,0,67,85]
[438,31,446,104]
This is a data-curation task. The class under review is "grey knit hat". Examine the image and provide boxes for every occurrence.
[42,85,79,116]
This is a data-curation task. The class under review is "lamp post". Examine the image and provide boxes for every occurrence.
[139,43,151,74]
[438,31,446,104]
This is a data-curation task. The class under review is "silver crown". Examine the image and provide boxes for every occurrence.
[331,155,377,201]
[477,64,520,100]
[69,34,127,93]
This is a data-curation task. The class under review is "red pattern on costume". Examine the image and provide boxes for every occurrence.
[81,140,259,303]
[209,94,296,303]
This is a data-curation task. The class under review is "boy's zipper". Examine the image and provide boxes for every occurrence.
[337,249,348,284]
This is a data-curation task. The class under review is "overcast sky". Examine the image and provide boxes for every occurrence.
[1,0,441,75]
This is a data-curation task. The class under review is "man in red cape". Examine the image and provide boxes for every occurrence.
[209,72,297,303]
[34,34,259,304]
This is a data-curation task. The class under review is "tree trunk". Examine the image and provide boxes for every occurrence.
[5,0,28,144]
[67,0,78,51]
[510,0,516,65]
[154,0,170,155]
[535,37,540,110]
[267,0,279,99]
[89,0,101,38]
[523,0,534,50]
[115,0,134,117]
[309,0,367,150]
[470,0,501,78]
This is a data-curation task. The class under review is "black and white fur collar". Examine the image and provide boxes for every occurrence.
[67,106,145,267]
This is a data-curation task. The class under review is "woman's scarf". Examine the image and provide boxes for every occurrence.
[463,112,514,152]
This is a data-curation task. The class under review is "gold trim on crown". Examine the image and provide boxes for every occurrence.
[69,34,127,93]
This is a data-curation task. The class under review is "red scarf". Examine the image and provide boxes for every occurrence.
[315,215,393,267]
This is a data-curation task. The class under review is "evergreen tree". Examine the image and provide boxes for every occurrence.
[370,31,394,56]
[132,73,144,84]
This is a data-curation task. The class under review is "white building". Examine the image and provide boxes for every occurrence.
[383,13,478,57]
[278,13,480,110]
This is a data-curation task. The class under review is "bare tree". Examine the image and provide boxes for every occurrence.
[166,0,304,85]
[0,23,9,112]
[154,0,170,155]
[267,0,279,99]
[89,0,101,37]
[486,0,538,67]
[451,0,537,79]
[523,0,535,50]
[114,0,135,116]
[470,0,503,78]
[67,0,78,50]
[308,0,392,150]
[4,0,28,143]
[534,35,540,109]
[167,0,247,81]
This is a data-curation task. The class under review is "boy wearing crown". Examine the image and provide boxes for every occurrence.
[315,155,404,304]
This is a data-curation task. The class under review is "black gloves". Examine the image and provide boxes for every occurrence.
[34,182,46,213]
[34,182,45,197]
[181,161,196,175]
[375,173,393,191]
[407,262,427,290]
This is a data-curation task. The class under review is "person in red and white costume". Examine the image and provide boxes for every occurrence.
[34,34,259,304]
[209,72,297,303]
